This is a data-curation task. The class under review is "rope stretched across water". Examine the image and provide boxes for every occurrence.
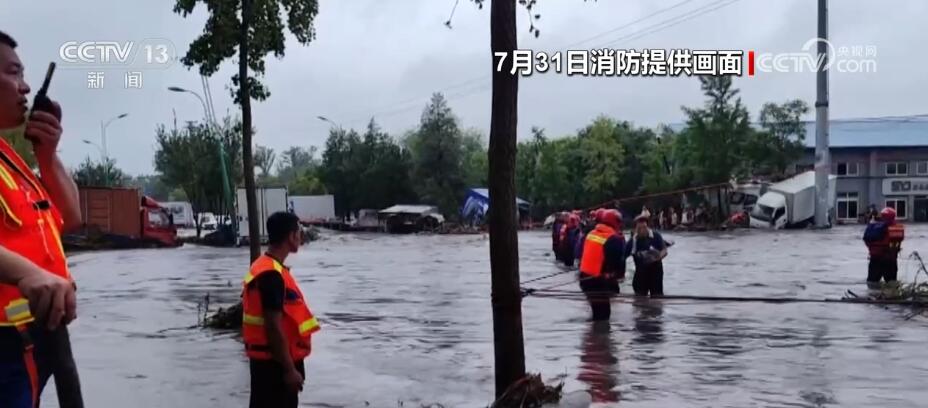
[522,289,928,306]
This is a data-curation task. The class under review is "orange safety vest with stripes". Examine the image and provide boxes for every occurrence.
[242,254,320,361]
[579,224,619,278]
[0,138,71,329]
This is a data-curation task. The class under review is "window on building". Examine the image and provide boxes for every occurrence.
[917,161,928,176]
[885,198,908,219]
[886,162,909,176]
[836,162,859,177]
[837,192,859,220]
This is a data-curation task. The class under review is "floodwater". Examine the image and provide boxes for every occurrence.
[42,225,928,407]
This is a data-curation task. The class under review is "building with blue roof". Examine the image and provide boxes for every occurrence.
[665,118,928,222]
[792,119,928,222]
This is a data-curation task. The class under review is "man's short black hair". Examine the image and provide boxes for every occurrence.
[267,211,300,246]
[0,31,17,49]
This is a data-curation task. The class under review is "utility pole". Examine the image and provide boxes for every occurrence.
[488,0,525,398]
[813,0,831,228]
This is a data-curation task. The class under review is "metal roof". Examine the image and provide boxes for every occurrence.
[665,119,928,148]
[799,120,928,148]
[379,205,439,215]
[468,188,531,206]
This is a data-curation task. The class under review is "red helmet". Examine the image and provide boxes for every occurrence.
[599,209,622,229]
[567,213,580,228]
[881,207,897,223]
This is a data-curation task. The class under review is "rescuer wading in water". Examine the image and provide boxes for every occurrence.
[242,212,321,408]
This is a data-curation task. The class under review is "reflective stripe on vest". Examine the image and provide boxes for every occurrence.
[579,224,616,277]
[1,297,35,327]
[242,255,319,361]
[0,139,70,327]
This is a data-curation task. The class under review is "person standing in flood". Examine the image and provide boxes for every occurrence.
[0,31,84,408]
[578,209,626,321]
[242,212,321,408]
[627,214,669,297]
[559,213,582,267]
[551,212,566,261]
[863,207,905,285]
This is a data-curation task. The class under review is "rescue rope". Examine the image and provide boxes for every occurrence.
[583,182,731,212]
[521,290,928,306]
[519,268,577,286]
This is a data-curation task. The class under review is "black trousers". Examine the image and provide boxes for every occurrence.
[579,275,620,321]
[867,258,898,283]
[249,359,305,408]
[633,262,664,296]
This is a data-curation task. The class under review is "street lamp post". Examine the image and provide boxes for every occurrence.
[316,115,343,132]
[169,85,236,235]
[98,113,128,186]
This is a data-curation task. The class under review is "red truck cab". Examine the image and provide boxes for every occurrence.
[141,196,180,247]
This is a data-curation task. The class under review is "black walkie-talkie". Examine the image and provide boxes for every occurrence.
[27,62,59,143]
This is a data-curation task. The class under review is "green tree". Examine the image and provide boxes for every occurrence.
[678,75,752,185]
[254,144,276,178]
[276,146,318,185]
[72,157,129,187]
[288,169,326,195]
[407,93,466,218]
[355,119,416,210]
[127,174,176,202]
[752,100,810,176]
[461,128,489,188]
[173,0,319,260]
[320,127,362,219]
[154,117,243,237]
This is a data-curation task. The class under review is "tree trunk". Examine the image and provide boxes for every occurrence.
[488,0,525,398]
[240,0,260,262]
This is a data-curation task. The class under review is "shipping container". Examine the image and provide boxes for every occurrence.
[79,187,142,238]
[237,187,289,243]
[289,195,336,222]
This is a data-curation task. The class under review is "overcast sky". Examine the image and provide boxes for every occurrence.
[3,0,925,175]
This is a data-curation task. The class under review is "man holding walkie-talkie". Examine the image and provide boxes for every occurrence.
[0,31,84,408]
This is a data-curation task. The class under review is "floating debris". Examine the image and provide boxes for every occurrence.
[203,302,242,330]
[488,373,563,408]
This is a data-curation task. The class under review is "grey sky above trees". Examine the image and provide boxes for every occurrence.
[3,0,924,175]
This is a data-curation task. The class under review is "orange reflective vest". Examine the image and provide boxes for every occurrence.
[0,139,70,328]
[579,224,619,278]
[886,223,905,257]
[242,254,320,361]
[868,223,905,259]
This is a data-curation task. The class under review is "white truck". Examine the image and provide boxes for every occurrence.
[236,187,289,244]
[749,171,836,230]
[289,195,336,222]
[161,201,195,227]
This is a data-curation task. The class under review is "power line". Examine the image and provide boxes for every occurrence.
[322,0,734,129]
[595,0,741,49]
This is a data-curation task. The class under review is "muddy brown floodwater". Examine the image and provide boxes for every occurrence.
[40,225,928,407]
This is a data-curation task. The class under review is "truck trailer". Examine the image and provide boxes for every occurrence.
[236,187,289,245]
[749,171,837,230]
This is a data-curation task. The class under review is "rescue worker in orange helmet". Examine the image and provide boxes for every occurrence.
[242,212,321,408]
[577,209,626,321]
[863,207,905,285]
[0,31,83,408]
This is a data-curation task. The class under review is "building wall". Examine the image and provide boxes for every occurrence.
[796,147,928,222]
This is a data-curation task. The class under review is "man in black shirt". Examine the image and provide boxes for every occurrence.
[626,215,668,296]
[243,212,317,408]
